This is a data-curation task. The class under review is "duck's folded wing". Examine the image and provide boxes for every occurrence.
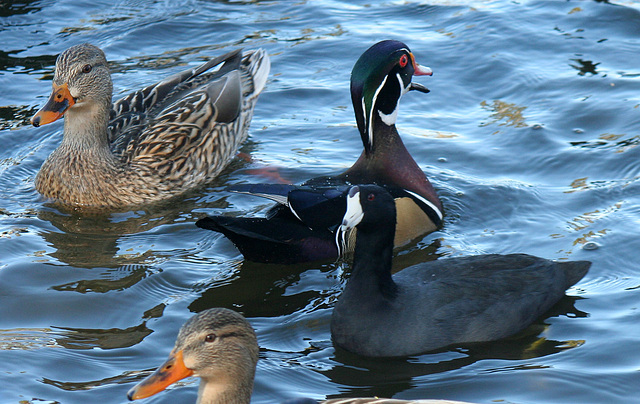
[286,186,349,229]
[399,254,590,343]
[201,182,438,264]
[108,49,244,155]
[228,183,350,230]
[227,183,298,205]
[196,209,338,264]
[224,182,437,237]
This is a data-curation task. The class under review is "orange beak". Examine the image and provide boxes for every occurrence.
[127,349,194,401]
[31,83,76,127]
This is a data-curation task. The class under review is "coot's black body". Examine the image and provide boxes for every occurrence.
[331,185,590,357]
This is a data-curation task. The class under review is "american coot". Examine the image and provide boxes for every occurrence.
[127,308,475,404]
[331,185,590,357]
[196,40,443,264]
[31,43,269,208]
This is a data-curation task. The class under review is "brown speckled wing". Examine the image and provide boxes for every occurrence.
[108,49,243,157]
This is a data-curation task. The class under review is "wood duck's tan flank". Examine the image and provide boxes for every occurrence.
[31,43,269,208]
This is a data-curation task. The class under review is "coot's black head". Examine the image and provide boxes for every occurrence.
[340,184,396,233]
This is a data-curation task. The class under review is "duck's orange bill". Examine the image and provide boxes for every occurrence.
[127,349,194,401]
[31,83,75,127]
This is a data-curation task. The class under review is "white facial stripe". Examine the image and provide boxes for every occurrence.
[361,96,367,143]
[405,190,444,221]
[398,72,410,95]
[377,72,406,126]
[367,74,388,149]
[363,49,412,148]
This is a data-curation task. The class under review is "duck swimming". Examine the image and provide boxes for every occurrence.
[31,43,269,208]
[127,307,475,404]
[196,40,442,264]
[331,185,590,357]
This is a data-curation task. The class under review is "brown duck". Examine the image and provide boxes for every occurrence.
[127,308,475,404]
[31,43,269,208]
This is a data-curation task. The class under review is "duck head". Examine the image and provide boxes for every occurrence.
[31,43,112,127]
[350,40,432,153]
[128,308,259,403]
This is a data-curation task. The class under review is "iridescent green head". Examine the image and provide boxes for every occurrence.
[350,40,432,153]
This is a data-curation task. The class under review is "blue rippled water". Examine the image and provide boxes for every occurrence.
[1,0,639,403]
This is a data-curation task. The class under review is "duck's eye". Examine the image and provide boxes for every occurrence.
[399,54,408,68]
[81,64,92,74]
[205,333,217,343]
[368,193,375,201]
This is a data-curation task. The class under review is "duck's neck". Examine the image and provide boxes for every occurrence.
[347,224,397,300]
[60,100,113,156]
[344,119,442,213]
[347,121,421,180]
[196,373,254,404]
[367,115,405,155]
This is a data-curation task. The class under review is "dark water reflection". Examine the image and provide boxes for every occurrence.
[190,261,331,318]
[1,1,639,404]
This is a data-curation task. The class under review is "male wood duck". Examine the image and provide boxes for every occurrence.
[331,185,590,357]
[196,40,443,263]
[31,43,269,208]
[127,307,475,404]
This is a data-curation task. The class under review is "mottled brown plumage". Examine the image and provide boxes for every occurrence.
[31,43,269,208]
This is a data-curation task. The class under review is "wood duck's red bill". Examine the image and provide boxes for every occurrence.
[410,53,433,77]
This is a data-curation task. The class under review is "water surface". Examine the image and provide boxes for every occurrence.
[1,1,639,403]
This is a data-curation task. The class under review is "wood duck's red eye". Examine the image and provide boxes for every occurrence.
[368,193,375,201]
[399,54,408,68]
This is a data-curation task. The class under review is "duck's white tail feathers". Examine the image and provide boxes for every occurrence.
[241,49,270,98]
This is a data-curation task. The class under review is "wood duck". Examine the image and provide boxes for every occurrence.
[331,185,590,357]
[127,307,476,404]
[196,40,443,264]
[31,43,269,208]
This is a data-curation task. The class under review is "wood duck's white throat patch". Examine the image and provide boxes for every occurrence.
[374,73,409,142]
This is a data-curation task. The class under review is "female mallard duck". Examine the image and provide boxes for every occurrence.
[127,308,474,404]
[331,185,590,357]
[31,43,269,208]
[195,40,443,264]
